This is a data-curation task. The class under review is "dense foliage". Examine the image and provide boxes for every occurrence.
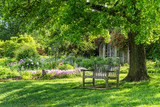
[146,39,160,60]
[0,34,39,57]
[15,44,39,61]
[0,19,20,41]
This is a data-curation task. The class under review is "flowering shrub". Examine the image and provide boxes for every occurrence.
[19,58,40,70]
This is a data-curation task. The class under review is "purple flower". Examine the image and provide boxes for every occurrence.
[19,59,24,65]
[24,70,37,74]
[43,67,83,77]
[14,62,17,64]
[10,62,13,66]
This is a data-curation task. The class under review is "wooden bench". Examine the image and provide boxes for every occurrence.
[82,64,120,88]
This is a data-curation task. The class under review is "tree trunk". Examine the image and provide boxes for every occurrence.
[99,42,105,58]
[123,31,150,81]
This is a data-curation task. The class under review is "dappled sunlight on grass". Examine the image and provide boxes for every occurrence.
[0,74,160,106]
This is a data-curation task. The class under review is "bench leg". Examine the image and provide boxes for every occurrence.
[83,71,85,87]
[93,78,95,87]
[117,78,119,88]
[105,79,109,88]
[83,78,85,87]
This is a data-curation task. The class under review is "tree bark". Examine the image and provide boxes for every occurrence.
[99,43,103,57]
[123,31,150,81]
[99,41,106,58]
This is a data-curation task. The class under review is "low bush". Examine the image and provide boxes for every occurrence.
[0,57,17,66]
[39,56,58,69]
[20,71,32,79]
[0,66,19,79]
[58,64,74,70]
[120,66,129,73]
[15,43,39,61]
[0,34,40,57]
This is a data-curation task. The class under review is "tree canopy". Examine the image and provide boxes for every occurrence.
[1,0,160,43]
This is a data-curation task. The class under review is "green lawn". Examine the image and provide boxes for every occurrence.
[0,73,160,107]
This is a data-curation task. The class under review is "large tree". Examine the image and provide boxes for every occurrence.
[1,0,160,81]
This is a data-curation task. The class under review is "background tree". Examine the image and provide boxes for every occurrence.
[1,0,160,81]
[146,38,160,60]
[0,19,20,40]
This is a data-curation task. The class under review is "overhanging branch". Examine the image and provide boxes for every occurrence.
[86,2,118,16]
[87,1,133,23]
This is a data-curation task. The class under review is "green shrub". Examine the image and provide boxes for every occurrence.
[0,58,17,66]
[20,71,32,79]
[0,66,19,79]
[154,60,160,67]
[0,34,40,57]
[15,43,39,61]
[146,60,155,66]
[58,74,73,78]
[65,56,77,66]
[147,69,156,73]
[9,64,19,71]
[79,58,95,69]
[120,66,129,73]
[39,56,58,69]
[58,64,74,70]
[43,73,55,79]
[124,63,129,66]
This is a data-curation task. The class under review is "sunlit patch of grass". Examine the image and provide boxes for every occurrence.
[0,73,160,106]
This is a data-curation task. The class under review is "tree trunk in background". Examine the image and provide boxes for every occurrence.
[123,31,150,81]
[99,42,105,58]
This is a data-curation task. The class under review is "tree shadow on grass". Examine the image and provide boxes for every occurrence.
[0,77,160,107]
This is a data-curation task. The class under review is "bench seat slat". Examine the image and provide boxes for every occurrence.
[84,76,106,79]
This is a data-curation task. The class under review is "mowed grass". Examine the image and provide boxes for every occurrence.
[0,73,160,107]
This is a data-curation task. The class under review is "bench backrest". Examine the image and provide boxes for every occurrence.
[94,64,120,78]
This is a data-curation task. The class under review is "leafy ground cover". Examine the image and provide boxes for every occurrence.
[0,73,160,107]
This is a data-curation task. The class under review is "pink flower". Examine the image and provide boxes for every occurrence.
[59,62,63,65]
[10,62,13,65]
[22,66,24,68]
[114,62,116,64]
[29,59,32,61]
[27,63,29,66]
[31,62,34,65]
[36,62,39,65]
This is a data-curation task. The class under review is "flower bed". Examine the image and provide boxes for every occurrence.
[23,67,86,79]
